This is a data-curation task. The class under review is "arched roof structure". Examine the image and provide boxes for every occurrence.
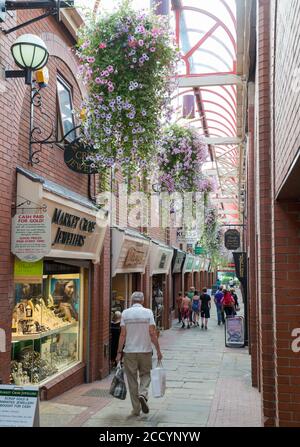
[78,0,250,224]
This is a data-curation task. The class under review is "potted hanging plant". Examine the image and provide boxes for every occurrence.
[76,0,178,184]
[156,124,208,192]
[201,204,222,267]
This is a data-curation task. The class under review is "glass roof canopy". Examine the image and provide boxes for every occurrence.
[172,0,244,224]
[80,0,247,224]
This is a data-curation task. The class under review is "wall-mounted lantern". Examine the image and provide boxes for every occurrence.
[5,34,49,85]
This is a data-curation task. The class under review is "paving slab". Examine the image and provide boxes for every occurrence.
[40,296,262,427]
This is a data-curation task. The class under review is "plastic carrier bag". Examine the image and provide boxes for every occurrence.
[151,361,166,398]
[109,363,127,400]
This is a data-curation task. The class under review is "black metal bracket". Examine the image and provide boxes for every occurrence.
[0,1,74,28]
[5,68,32,84]
[12,198,47,213]
[29,82,80,165]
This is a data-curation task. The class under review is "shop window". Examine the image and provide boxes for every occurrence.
[56,76,77,144]
[11,264,83,386]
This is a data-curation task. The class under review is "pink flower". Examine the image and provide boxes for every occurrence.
[95,77,102,84]
[151,28,160,37]
[108,85,114,92]
[138,40,144,46]
[107,65,114,73]
[87,56,95,63]
[150,47,156,52]
[99,42,107,49]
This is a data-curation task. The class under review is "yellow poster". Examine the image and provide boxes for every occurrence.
[14,259,43,283]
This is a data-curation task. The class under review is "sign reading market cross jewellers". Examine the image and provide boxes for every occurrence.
[64,138,98,174]
[0,385,40,427]
[11,213,51,262]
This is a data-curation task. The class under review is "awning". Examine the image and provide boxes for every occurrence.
[15,168,108,262]
[199,256,206,271]
[182,254,195,273]
[172,249,186,274]
[204,259,211,271]
[149,241,173,276]
[112,227,150,277]
[192,257,201,272]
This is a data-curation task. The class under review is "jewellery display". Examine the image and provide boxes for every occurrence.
[11,274,81,385]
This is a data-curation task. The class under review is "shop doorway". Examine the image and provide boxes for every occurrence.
[152,275,165,330]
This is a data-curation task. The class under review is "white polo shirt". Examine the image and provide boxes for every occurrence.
[121,304,155,353]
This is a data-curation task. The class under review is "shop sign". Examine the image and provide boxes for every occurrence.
[11,213,51,262]
[176,228,185,242]
[183,255,194,272]
[52,208,96,248]
[172,251,185,274]
[233,252,247,281]
[225,316,245,348]
[194,245,205,255]
[193,257,201,271]
[46,202,105,260]
[0,385,39,427]
[124,246,147,267]
[14,259,43,284]
[158,253,167,269]
[64,139,98,174]
[224,229,240,250]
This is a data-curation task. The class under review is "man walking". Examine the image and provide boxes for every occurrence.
[214,286,225,325]
[116,292,163,417]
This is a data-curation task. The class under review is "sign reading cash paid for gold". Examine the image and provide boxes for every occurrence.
[11,212,51,262]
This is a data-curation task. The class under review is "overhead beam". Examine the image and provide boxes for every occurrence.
[204,137,242,145]
[177,74,244,88]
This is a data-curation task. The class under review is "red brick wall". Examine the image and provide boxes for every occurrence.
[0,10,101,390]
[247,82,259,388]
[273,0,300,195]
[255,0,276,426]
[248,0,300,427]
[272,203,300,426]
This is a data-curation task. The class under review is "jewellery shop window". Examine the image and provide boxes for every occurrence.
[11,262,83,386]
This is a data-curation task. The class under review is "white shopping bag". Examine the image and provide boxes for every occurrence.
[151,361,166,398]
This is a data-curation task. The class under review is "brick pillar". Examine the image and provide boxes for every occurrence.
[256,0,276,426]
[97,230,111,379]
[142,266,151,308]
[200,271,204,290]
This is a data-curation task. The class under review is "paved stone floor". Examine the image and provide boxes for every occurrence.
[40,299,262,427]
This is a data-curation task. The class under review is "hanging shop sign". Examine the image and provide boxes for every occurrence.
[0,385,40,427]
[194,245,205,255]
[64,139,98,174]
[182,254,195,273]
[172,250,185,274]
[224,229,240,250]
[112,228,150,276]
[225,316,245,348]
[16,170,108,262]
[11,212,51,262]
[14,259,43,284]
[233,252,247,281]
[149,242,173,276]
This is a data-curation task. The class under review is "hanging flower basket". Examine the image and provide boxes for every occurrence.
[76,1,178,181]
[156,124,208,193]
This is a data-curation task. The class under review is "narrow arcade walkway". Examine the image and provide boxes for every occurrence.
[40,300,261,427]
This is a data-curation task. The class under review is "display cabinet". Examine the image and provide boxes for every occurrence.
[11,273,81,385]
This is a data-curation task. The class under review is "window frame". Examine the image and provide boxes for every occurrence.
[56,74,77,145]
